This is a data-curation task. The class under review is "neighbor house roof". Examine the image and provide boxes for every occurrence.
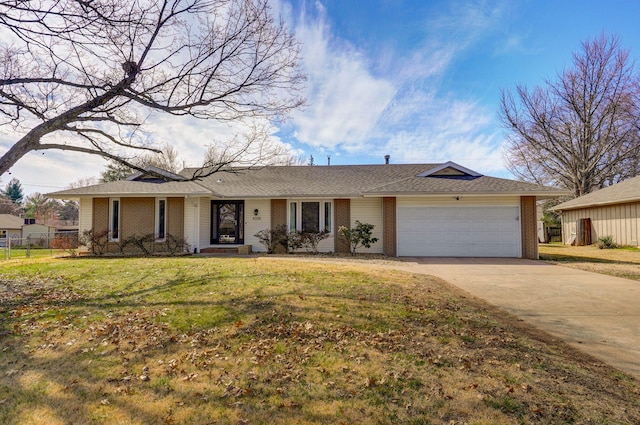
[552,175,640,211]
[0,214,24,229]
[48,162,568,199]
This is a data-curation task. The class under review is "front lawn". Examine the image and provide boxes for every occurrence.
[0,256,638,424]
[540,243,640,281]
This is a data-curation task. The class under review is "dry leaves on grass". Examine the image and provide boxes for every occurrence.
[1,259,640,425]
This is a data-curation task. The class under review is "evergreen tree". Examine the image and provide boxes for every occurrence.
[2,178,24,204]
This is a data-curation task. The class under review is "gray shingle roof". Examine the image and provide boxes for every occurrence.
[48,180,210,198]
[48,163,568,199]
[552,175,640,211]
[0,214,24,229]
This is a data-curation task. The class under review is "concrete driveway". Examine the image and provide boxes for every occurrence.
[394,257,640,380]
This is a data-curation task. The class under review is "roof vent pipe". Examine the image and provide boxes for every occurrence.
[384,154,390,165]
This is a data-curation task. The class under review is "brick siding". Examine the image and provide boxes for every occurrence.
[382,197,397,256]
[93,198,108,233]
[167,197,184,238]
[520,196,538,259]
[271,199,287,228]
[121,197,155,237]
[334,199,351,253]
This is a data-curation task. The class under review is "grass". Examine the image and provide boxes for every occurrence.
[539,243,640,281]
[1,247,67,260]
[0,256,639,424]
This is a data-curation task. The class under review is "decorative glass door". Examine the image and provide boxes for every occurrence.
[210,201,244,244]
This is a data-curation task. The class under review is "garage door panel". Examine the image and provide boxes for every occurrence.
[397,206,521,257]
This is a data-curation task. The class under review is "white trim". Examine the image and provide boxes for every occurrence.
[155,198,167,241]
[417,161,482,177]
[288,199,333,233]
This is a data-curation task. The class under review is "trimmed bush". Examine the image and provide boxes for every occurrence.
[597,235,618,249]
[339,221,378,255]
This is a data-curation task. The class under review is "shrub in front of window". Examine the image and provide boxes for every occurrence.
[124,233,156,255]
[338,221,379,255]
[286,230,305,253]
[254,225,289,253]
[79,229,109,256]
[300,230,330,254]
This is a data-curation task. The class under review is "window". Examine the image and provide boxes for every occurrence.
[0,230,6,239]
[324,202,332,232]
[156,198,166,240]
[302,202,319,232]
[110,198,120,241]
[289,202,297,231]
[289,200,332,233]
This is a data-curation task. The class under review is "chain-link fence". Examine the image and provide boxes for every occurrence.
[1,231,79,259]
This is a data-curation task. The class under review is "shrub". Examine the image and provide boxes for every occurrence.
[79,229,109,255]
[165,233,191,255]
[254,225,288,253]
[597,235,618,249]
[124,233,156,255]
[51,233,79,257]
[300,230,330,254]
[339,221,379,255]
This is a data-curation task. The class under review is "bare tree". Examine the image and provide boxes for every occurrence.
[0,0,304,179]
[197,124,300,176]
[0,196,22,215]
[500,33,640,197]
[100,141,181,181]
[66,176,100,189]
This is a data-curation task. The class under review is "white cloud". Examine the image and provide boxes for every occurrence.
[290,5,396,150]
[379,96,505,174]
[1,147,105,195]
[285,0,510,174]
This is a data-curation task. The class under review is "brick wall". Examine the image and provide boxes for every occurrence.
[520,196,538,259]
[121,197,155,237]
[334,199,350,253]
[271,199,287,228]
[167,197,184,238]
[271,199,287,253]
[382,197,397,257]
[93,198,109,232]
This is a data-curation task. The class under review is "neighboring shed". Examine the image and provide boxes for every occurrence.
[23,223,57,245]
[552,175,640,246]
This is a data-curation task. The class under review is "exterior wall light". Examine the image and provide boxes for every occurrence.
[254,208,259,216]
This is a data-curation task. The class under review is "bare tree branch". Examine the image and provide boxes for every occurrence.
[500,33,640,197]
[0,0,304,177]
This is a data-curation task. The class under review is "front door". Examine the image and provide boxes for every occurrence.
[211,201,244,244]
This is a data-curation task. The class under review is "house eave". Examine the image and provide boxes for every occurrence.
[362,191,569,198]
[552,197,640,212]
[48,190,211,199]
[211,193,364,199]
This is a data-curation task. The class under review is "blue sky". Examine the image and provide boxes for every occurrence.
[5,0,640,194]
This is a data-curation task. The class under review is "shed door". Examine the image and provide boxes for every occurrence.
[397,206,521,257]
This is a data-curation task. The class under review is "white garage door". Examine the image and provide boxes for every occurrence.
[397,206,521,257]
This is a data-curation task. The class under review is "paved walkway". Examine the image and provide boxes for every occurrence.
[392,258,640,380]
